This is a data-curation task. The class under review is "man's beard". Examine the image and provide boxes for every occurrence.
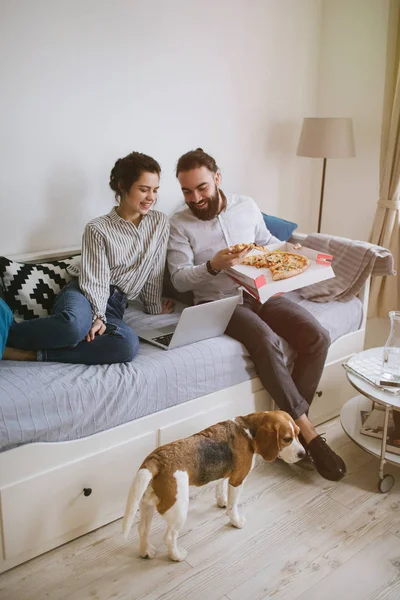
[188,188,220,221]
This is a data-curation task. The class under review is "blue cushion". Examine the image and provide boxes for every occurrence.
[262,213,298,242]
[0,297,13,358]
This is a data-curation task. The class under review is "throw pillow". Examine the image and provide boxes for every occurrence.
[0,297,13,358]
[262,213,298,242]
[0,256,80,322]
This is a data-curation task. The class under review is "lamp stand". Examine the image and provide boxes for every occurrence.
[317,157,327,233]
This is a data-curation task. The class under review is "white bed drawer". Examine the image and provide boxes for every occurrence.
[309,356,355,425]
[1,431,156,560]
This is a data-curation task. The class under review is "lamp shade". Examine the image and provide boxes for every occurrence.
[297,117,355,158]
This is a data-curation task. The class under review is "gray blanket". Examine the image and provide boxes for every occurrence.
[299,234,395,303]
[0,293,363,451]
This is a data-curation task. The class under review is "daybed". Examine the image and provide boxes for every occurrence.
[0,233,369,573]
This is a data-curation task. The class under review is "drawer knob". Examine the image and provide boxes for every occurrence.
[316,390,323,397]
[83,487,93,497]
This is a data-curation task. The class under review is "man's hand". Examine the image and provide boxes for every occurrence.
[86,318,106,342]
[161,299,175,314]
[210,247,252,271]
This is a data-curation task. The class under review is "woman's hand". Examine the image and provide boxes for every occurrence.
[161,299,175,314]
[86,318,106,342]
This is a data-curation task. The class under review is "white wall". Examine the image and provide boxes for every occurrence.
[312,0,390,240]
[0,0,322,255]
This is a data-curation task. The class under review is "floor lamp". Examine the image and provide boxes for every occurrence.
[297,117,355,233]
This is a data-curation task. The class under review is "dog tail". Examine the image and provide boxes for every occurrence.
[122,467,154,539]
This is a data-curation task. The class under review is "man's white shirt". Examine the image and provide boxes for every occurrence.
[167,193,279,305]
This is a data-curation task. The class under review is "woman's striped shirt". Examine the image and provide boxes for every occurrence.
[68,207,169,322]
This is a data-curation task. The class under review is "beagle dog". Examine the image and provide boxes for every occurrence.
[123,410,305,562]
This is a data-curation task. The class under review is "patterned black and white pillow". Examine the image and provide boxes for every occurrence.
[0,256,80,322]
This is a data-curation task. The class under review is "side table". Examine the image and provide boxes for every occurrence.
[340,347,400,493]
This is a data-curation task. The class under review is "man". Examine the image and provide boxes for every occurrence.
[167,148,346,481]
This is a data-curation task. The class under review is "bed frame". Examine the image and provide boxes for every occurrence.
[0,239,370,573]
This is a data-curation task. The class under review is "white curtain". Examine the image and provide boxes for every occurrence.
[369,0,400,317]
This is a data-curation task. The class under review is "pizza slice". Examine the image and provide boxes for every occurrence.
[229,243,250,252]
[229,242,270,254]
[266,252,310,281]
[252,243,269,252]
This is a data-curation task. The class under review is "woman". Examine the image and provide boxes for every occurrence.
[3,151,173,364]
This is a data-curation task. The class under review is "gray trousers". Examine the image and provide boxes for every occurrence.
[225,294,330,420]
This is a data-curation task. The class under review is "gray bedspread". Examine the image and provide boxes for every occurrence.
[0,293,363,451]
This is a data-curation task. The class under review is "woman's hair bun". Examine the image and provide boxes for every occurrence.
[109,152,161,201]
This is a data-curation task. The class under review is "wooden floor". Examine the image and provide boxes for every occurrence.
[1,417,399,600]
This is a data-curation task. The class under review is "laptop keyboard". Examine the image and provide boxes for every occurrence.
[152,333,174,347]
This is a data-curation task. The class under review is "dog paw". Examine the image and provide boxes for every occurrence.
[140,544,156,559]
[169,547,187,562]
[230,515,246,529]
[217,495,228,508]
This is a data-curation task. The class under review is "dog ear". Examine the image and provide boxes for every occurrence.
[254,423,281,462]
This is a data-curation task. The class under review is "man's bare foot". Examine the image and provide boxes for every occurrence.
[2,347,37,361]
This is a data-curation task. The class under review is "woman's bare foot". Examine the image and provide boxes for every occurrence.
[2,347,37,361]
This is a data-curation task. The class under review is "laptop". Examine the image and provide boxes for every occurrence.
[137,295,240,350]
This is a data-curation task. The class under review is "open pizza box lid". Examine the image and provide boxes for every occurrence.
[225,241,335,303]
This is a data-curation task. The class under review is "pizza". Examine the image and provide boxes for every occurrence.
[241,250,310,281]
[229,242,269,254]
[240,253,270,268]
[266,251,310,281]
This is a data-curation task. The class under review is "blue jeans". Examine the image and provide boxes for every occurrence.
[7,279,139,364]
[1,298,13,357]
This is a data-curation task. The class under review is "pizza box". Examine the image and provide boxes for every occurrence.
[225,241,335,303]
